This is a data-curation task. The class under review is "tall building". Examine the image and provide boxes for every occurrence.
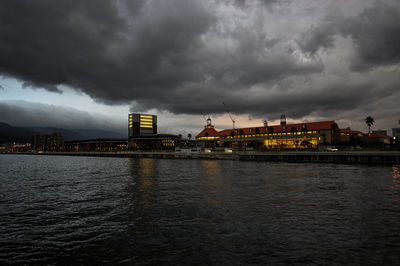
[128,113,178,150]
[393,128,400,138]
[32,133,64,151]
[128,113,157,137]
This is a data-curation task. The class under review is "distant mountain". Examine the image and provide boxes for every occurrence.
[27,127,126,141]
[0,122,127,143]
[73,129,126,140]
[0,122,36,143]
[26,127,86,141]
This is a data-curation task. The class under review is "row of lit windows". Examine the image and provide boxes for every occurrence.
[263,138,318,148]
[225,131,318,139]
[162,139,175,146]
[197,137,219,140]
[140,124,153,128]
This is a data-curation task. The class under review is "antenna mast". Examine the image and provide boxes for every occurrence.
[222,102,236,129]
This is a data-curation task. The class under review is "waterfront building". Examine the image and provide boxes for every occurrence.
[128,113,157,137]
[64,139,128,152]
[393,128,400,138]
[0,143,31,152]
[365,133,390,146]
[129,134,180,151]
[196,116,340,149]
[372,130,388,136]
[32,133,64,151]
[338,129,364,145]
[128,113,180,150]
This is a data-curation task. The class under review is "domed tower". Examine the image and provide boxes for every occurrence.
[207,116,212,126]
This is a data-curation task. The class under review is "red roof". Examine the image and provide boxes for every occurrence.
[340,129,361,134]
[196,126,220,138]
[367,133,389,139]
[197,121,337,138]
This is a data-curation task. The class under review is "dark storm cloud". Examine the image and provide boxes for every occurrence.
[0,0,217,104]
[0,101,125,131]
[233,0,280,7]
[0,0,399,125]
[343,0,400,70]
[299,0,400,70]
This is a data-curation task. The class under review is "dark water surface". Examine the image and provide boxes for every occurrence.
[1,154,400,265]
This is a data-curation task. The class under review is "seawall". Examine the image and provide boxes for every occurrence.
[4,151,400,165]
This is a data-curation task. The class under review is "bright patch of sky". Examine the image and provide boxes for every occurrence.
[0,76,130,119]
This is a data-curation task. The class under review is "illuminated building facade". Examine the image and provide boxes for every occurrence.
[129,134,180,151]
[196,116,341,149]
[32,133,64,151]
[129,113,157,137]
[64,139,128,152]
[128,113,180,150]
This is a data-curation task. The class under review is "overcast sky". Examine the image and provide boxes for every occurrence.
[1,0,399,136]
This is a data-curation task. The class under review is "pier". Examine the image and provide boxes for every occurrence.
[6,151,400,165]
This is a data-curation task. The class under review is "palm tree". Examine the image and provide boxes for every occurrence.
[365,116,374,133]
[187,133,192,140]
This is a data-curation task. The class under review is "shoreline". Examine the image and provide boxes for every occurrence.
[2,151,400,165]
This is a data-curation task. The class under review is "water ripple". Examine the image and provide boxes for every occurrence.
[1,155,400,265]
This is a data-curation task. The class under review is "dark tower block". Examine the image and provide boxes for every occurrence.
[128,113,157,138]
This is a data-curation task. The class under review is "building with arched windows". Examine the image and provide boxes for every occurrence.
[196,116,342,149]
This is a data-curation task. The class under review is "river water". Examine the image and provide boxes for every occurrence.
[1,154,400,265]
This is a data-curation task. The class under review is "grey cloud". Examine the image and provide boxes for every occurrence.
[343,1,400,70]
[0,0,323,114]
[298,23,338,54]
[0,0,399,127]
[0,100,125,132]
[233,0,280,7]
[299,0,400,70]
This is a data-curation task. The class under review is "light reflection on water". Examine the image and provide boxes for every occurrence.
[1,155,400,265]
[201,160,222,205]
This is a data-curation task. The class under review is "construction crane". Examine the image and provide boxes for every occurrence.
[201,112,207,122]
[222,102,236,129]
